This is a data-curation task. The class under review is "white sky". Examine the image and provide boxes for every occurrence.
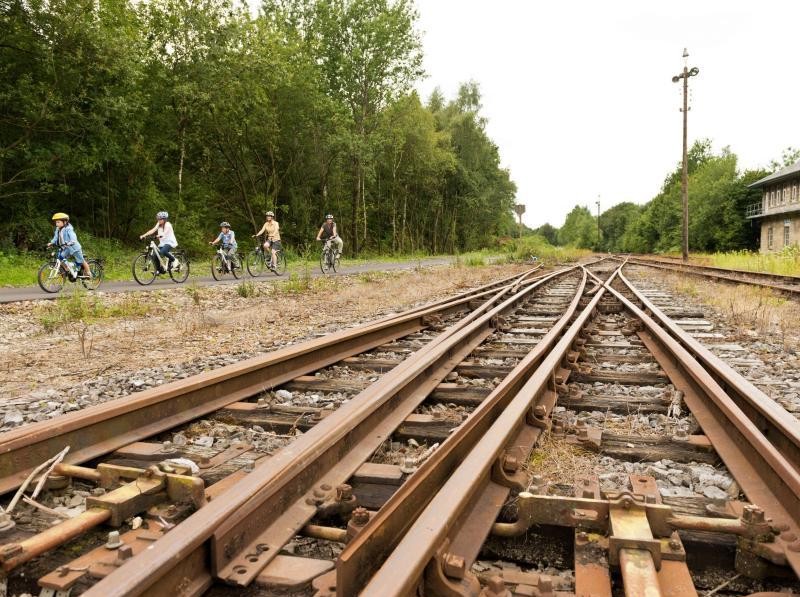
[414,0,800,229]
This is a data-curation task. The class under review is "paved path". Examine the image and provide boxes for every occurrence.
[0,257,454,304]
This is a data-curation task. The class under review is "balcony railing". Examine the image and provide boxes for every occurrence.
[745,203,764,218]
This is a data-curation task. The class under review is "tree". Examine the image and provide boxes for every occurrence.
[558,205,596,248]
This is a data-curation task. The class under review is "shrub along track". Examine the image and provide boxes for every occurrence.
[1,257,798,596]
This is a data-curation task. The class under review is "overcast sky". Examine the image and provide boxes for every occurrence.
[414,0,800,229]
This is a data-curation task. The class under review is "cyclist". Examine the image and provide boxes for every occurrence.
[315,214,343,257]
[210,221,239,269]
[139,211,178,274]
[46,213,92,278]
[252,210,281,270]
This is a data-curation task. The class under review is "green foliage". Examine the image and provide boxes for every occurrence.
[549,140,771,255]
[36,289,152,331]
[705,247,800,276]
[236,281,257,298]
[557,206,597,249]
[502,235,589,264]
[1,0,517,263]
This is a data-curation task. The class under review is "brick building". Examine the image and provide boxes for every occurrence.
[746,159,800,252]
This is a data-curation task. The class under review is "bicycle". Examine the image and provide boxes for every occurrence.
[246,238,286,277]
[37,250,103,293]
[211,246,242,281]
[319,238,340,274]
[132,237,190,285]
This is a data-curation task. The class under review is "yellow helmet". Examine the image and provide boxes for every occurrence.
[51,212,69,221]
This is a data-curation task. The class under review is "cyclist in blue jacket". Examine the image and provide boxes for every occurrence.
[46,213,92,278]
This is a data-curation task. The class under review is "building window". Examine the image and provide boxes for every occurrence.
[771,191,776,206]
[793,185,798,202]
[768,226,774,249]
[785,222,791,247]
[782,188,787,204]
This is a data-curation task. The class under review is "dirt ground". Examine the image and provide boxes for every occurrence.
[0,263,529,402]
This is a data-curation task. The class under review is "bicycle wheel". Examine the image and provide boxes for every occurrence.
[81,259,104,290]
[273,251,287,275]
[231,254,242,279]
[332,254,340,273]
[132,253,156,285]
[169,252,190,283]
[320,250,331,274]
[211,254,224,281]
[37,261,65,293]
[246,250,265,277]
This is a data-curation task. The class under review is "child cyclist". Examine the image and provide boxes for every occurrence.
[209,221,239,269]
[46,213,91,278]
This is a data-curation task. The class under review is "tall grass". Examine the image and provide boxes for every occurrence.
[501,235,589,265]
[701,247,800,276]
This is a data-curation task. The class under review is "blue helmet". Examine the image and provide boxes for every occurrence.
[156,211,169,220]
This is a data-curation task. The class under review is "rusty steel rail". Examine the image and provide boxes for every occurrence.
[359,265,620,596]
[616,267,800,477]
[603,274,800,580]
[82,266,582,596]
[336,268,589,595]
[0,267,542,497]
[621,255,800,296]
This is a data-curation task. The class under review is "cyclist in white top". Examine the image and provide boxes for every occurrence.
[140,211,178,274]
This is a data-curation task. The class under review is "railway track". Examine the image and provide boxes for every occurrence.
[623,254,800,296]
[1,258,799,597]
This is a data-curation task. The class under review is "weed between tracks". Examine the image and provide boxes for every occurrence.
[36,290,152,332]
[527,430,600,487]
[662,271,800,345]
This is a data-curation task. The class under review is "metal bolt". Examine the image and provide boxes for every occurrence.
[790,540,800,553]
[57,565,70,577]
[782,532,798,543]
[486,576,506,592]
[743,505,765,524]
[115,544,133,563]
[321,483,332,491]
[502,455,519,473]
[337,484,353,501]
[534,405,546,417]
[442,553,465,580]
[582,478,591,486]
[166,505,178,515]
[161,440,173,452]
[669,538,681,551]
[539,576,553,592]
[313,487,326,498]
[351,507,369,526]
[576,531,588,542]
[105,531,123,550]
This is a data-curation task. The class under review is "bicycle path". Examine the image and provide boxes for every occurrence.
[0,257,454,304]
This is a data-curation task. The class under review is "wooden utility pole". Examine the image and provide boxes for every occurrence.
[672,49,699,262]
[595,198,601,248]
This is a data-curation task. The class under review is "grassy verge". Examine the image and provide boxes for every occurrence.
[702,248,800,276]
[35,288,154,332]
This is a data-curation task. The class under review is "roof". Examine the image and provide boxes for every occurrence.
[749,159,800,188]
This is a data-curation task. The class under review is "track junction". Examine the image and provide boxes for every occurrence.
[0,258,798,597]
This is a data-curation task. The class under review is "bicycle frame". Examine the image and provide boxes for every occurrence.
[148,240,169,269]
